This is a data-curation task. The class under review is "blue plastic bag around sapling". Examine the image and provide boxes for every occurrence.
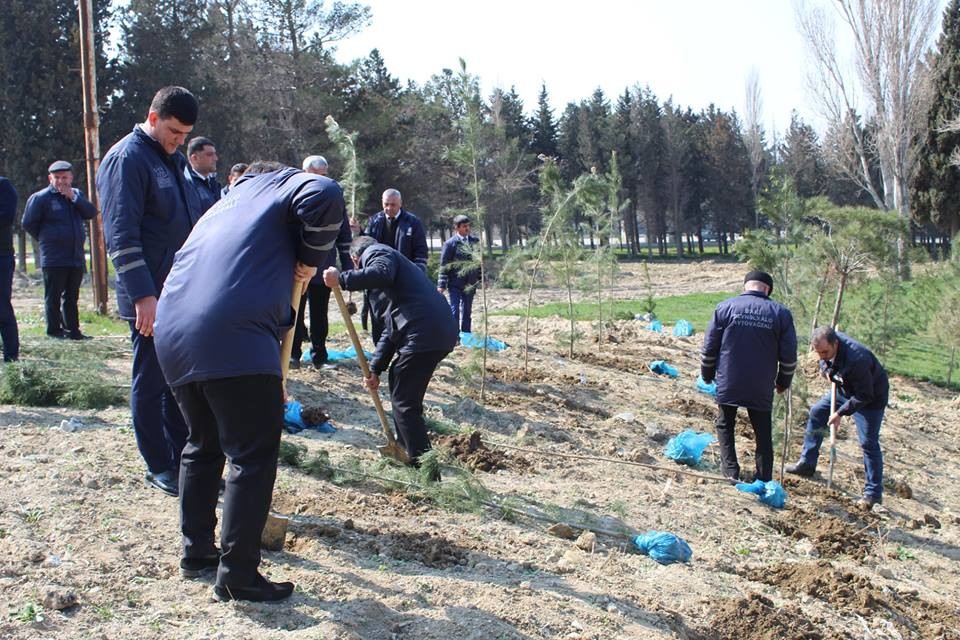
[326,345,373,362]
[735,479,787,509]
[647,320,663,332]
[672,320,694,337]
[664,429,716,465]
[283,400,336,434]
[649,360,679,378]
[695,374,717,396]
[632,531,693,565]
[459,332,507,351]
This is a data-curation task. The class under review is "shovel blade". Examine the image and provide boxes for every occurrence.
[378,443,410,464]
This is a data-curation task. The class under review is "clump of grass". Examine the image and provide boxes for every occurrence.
[0,361,125,409]
[277,440,332,479]
[425,414,461,435]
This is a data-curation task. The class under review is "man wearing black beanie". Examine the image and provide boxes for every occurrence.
[700,270,797,482]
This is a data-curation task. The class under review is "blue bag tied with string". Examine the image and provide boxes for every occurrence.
[632,531,693,565]
[647,320,663,332]
[649,360,679,378]
[672,319,694,337]
[664,429,715,465]
[283,400,336,434]
[695,374,717,396]
[459,332,507,351]
[735,479,787,509]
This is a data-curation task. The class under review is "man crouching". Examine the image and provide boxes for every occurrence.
[153,161,345,602]
[323,236,457,475]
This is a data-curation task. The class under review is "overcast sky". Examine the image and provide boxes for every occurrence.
[331,0,839,136]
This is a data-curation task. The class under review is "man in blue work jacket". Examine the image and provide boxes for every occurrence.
[701,270,797,483]
[97,86,204,497]
[0,176,19,361]
[154,161,345,603]
[22,161,97,340]
[184,136,220,214]
[437,214,481,333]
[787,326,889,511]
[324,236,457,471]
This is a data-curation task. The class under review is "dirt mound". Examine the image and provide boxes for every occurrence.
[436,431,524,472]
[301,405,330,425]
[663,397,716,421]
[706,593,823,640]
[374,530,468,568]
[766,511,871,559]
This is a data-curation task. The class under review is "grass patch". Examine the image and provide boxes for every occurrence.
[492,291,730,330]
[0,361,126,408]
[886,334,958,390]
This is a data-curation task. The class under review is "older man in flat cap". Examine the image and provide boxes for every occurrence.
[22,161,98,339]
[700,270,798,483]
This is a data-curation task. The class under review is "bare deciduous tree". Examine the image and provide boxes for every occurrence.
[744,69,766,227]
[796,0,939,275]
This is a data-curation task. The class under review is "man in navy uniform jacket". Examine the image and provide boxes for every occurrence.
[363,188,428,272]
[324,236,456,469]
[97,86,204,497]
[154,161,345,602]
[788,327,889,511]
[0,176,19,361]
[437,214,481,333]
[184,136,221,214]
[701,270,797,482]
[22,160,97,339]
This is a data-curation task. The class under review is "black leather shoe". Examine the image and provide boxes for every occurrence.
[180,553,220,579]
[145,469,179,496]
[288,357,301,370]
[67,332,93,340]
[785,462,816,478]
[213,573,294,602]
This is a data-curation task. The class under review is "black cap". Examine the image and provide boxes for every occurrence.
[453,214,470,225]
[48,160,72,173]
[744,269,774,293]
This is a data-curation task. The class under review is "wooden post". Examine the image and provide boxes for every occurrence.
[78,0,109,314]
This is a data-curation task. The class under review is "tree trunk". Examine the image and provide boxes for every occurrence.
[830,272,848,329]
[16,230,26,272]
[811,267,830,336]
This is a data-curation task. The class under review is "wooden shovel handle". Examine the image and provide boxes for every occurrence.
[280,281,303,388]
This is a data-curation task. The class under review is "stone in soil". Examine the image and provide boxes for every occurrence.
[41,586,78,610]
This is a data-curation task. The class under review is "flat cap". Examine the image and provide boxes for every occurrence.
[48,160,73,173]
[744,269,774,294]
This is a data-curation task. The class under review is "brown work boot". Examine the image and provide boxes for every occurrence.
[856,495,882,512]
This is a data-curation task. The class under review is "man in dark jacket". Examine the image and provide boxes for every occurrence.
[363,189,428,272]
[323,236,457,467]
[184,136,220,214]
[701,270,797,482]
[22,161,97,339]
[787,327,889,510]
[0,176,19,361]
[437,214,480,333]
[291,156,351,369]
[97,86,204,497]
[154,161,345,602]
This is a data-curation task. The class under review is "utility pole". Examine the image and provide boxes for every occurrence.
[78,0,109,314]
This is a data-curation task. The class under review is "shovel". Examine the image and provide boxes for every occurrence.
[827,382,837,490]
[279,280,304,389]
[778,388,792,484]
[330,282,410,464]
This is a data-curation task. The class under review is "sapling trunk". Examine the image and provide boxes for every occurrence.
[811,267,830,336]
[830,271,848,329]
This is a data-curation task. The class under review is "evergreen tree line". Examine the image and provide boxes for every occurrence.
[1,0,958,257]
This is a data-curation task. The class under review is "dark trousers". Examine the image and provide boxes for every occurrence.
[388,349,449,462]
[42,266,83,336]
[292,282,332,363]
[130,325,189,474]
[0,254,19,361]
[715,404,773,482]
[172,375,283,588]
[448,287,474,333]
[799,391,885,500]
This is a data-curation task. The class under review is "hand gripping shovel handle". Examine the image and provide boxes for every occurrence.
[280,280,304,389]
[330,282,409,463]
[827,381,837,490]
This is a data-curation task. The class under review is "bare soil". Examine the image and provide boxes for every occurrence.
[3,260,960,639]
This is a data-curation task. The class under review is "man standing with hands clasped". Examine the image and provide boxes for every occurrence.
[437,214,480,333]
[700,270,797,483]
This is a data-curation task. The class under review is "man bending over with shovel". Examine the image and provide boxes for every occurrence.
[323,236,457,475]
[153,161,345,602]
[787,326,889,511]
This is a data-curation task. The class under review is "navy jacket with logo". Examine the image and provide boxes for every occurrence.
[0,178,18,257]
[438,233,480,291]
[700,290,798,411]
[22,186,97,268]
[363,209,428,273]
[338,244,456,375]
[184,164,221,214]
[820,332,889,415]
[97,125,204,320]
[153,169,345,387]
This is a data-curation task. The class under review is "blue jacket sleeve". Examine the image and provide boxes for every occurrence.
[339,250,397,292]
[835,360,875,416]
[293,181,345,267]
[700,307,723,383]
[21,193,43,239]
[369,325,399,375]
[437,239,455,289]
[101,156,159,303]
[411,217,428,272]
[0,179,17,228]
[775,308,798,389]
[73,190,98,220]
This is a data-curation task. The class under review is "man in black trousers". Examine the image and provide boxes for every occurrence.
[0,175,19,361]
[154,161,345,602]
[323,236,457,468]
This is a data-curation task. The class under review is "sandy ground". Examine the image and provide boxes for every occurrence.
[2,260,959,640]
